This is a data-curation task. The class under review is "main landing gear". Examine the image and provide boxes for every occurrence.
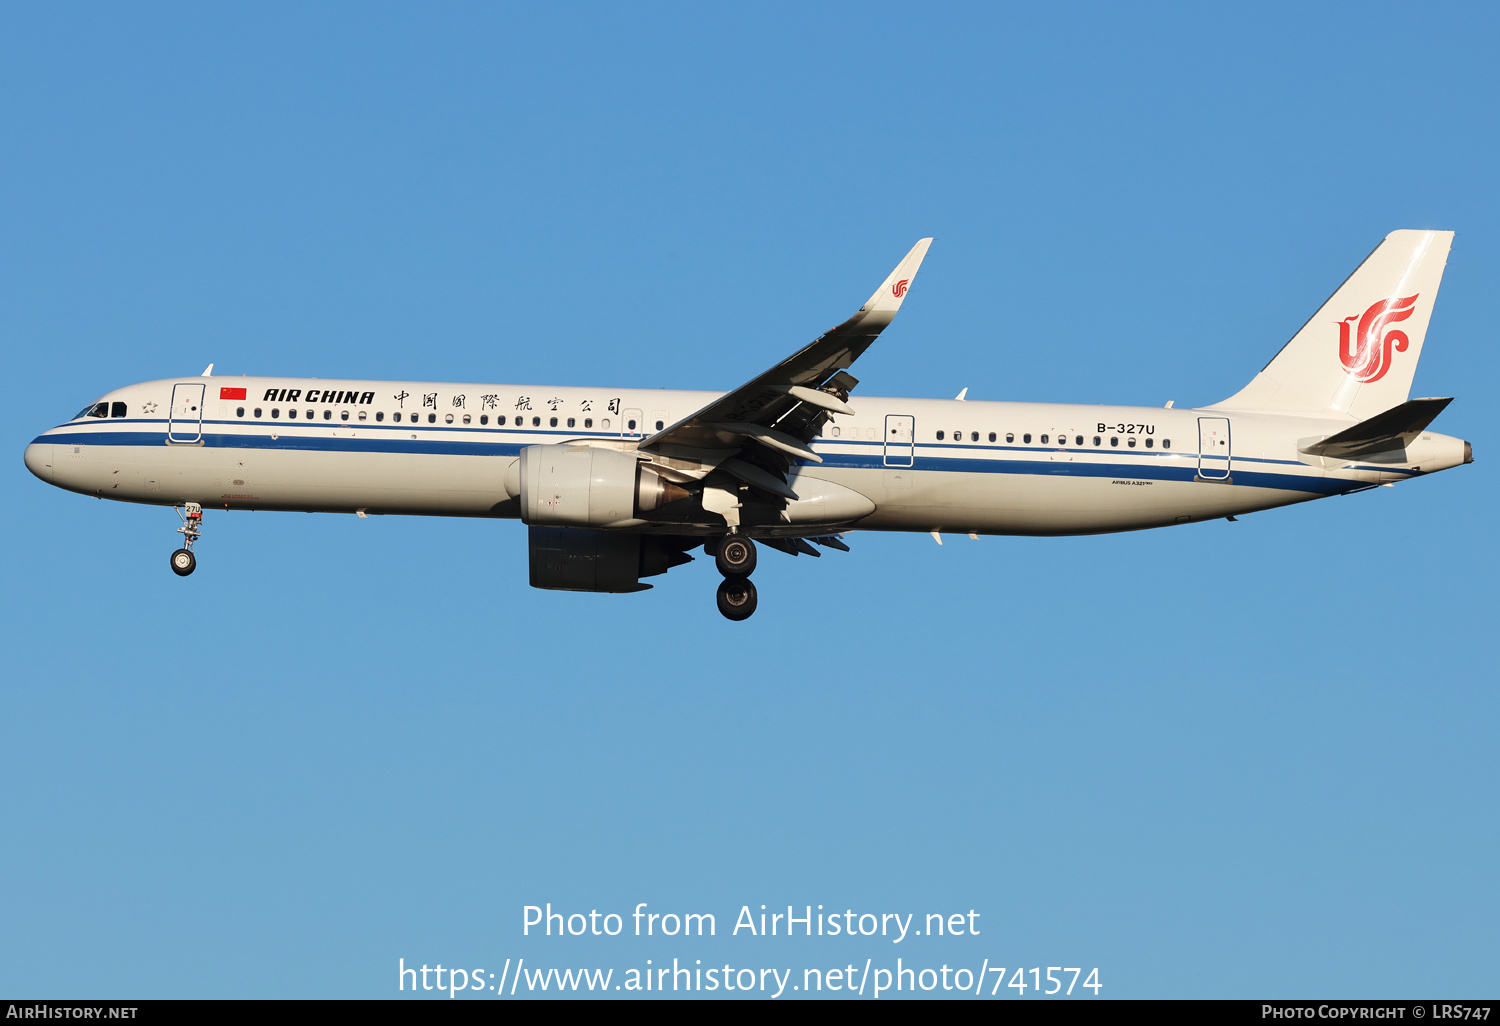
[711,535,758,621]
[169,502,202,577]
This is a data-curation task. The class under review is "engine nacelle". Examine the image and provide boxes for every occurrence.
[510,444,686,527]
[528,527,696,593]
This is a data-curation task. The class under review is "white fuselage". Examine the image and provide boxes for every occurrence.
[24,375,1469,536]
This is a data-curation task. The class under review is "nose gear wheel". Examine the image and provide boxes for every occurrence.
[170,503,203,577]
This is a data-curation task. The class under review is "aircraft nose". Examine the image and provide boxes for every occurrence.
[24,442,54,482]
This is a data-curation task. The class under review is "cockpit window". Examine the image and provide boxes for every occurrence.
[111,402,127,418]
[78,402,109,419]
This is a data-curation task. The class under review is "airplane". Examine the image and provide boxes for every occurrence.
[24,231,1471,620]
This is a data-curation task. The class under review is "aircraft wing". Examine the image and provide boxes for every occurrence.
[638,238,933,468]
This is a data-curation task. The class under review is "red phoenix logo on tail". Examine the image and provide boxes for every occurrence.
[1338,294,1419,383]
[891,278,909,298]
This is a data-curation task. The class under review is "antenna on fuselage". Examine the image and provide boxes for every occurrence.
[201,363,214,377]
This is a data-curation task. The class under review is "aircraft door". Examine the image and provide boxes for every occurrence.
[169,383,206,443]
[884,414,914,467]
[1197,417,1231,480]
[621,408,643,439]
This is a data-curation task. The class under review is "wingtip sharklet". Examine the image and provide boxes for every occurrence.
[860,237,933,316]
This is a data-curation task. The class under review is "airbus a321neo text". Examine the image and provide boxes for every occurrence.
[25,232,1472,620]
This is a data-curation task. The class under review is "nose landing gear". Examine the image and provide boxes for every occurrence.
[170,502,202,577]
[711,535,758,620]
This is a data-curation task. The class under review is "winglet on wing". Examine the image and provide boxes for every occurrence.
[856,237,933,325]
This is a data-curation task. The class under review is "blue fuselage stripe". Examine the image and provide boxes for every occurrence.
[34,422,1397,497]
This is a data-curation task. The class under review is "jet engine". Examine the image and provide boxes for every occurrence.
[508,444,688,527]
[528,527,696,593]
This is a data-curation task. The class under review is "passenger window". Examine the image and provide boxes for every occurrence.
[970,431,979,442]
[427,413,436,424]
[655,420,665,430]
[272,408,281,419]
[1110,436,1118,446]
[376,411,385,422]
[567,417,575,427]
[360,411,368,421]
[549,417,558,427]
[988,432,996,442]
[236,407,245,418]
[254,408,263,418]
[1075,435,1083,446]
[393,412,402,422]
[1005,433,1014,443]
[446,413,455,424]
[1093,436,1101,446]
[323,410,332,420]
[1162,439,1171,449]
[532,416,540,427]
[290,408,299,419]
[479,414,487,425]
[1145,437,1153,448]
[627,419,637,430]
[936,430,945,440]
[584,418,593,428]
[601,418,611,429]
[460,413,469,424]
[1128,437,1136,447]
[831,426,841,437]
[1023,433,1031,444]
[1040,434,1049,444]
[111,402,127,417]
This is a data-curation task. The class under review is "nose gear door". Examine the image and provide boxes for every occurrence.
[169,383,206,443]
[884,414,914,467]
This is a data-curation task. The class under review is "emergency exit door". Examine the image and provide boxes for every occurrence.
[884,414,914,467]
[1197,417,1231,480]
[168,383,205,443]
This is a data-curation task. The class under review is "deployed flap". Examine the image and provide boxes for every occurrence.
[639,238,933,457]
[1300,396,1453,460]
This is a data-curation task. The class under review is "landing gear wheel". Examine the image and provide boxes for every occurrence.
[170,503,203,578]
[715,536,757,577]
[716,578,758,621]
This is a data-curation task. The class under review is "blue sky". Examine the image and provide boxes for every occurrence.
[2,2,1496,999]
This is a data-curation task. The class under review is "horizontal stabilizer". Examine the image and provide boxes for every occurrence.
[1300,397,1453,460]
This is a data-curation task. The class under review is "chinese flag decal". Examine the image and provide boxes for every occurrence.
[220,387,247,400]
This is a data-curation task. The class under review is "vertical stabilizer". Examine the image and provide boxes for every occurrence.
[1212,230,1452,419]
